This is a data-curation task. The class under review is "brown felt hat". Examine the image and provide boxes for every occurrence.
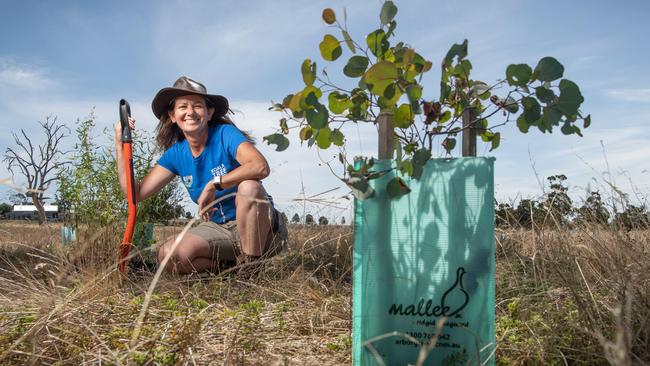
[151,76,229,119]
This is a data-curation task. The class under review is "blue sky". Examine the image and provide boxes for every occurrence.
[1,0,649,221]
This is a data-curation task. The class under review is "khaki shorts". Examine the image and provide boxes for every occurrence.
[187,208,288,262]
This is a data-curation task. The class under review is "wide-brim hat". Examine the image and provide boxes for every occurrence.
[151,76,229,119]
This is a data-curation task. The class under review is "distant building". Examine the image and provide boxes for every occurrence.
[6,205,59,221]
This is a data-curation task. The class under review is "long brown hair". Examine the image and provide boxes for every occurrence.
[155,99,253,151]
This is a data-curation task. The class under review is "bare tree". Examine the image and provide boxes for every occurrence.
[3,116,69,224]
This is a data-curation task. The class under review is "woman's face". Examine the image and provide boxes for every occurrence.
[168,94,215,135]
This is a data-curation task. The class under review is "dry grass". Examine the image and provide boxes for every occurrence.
[0,222,353,365]
[0,219,648,365]
[495,225,650,365]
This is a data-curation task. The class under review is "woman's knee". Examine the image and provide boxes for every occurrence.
[236,180,266,205]
[157,237,194,270]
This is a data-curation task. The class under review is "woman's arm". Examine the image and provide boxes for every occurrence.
[224,141,270,188]
[114,120,176,202]
[196,141,270,219]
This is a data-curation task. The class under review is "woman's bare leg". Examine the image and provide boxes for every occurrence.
[157,233,220,274]
[235,180,272,257]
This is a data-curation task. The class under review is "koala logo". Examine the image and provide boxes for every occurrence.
[182,175,193,188]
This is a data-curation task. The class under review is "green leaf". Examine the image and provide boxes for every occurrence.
[561,122,582,136]
[322,8,336,24]
[583,114,591,128]
[386,20,397,38]
[442,137,456,152]
[301,59,316,86]
[506,64,532,87]
[343,56,369,77]
[408,89,423,114]
[299,126,313,141]
[347,177,374,200]
[394,104,414,128]
[330,129,345,146]
[410,52,430,74]
[279,118,288,134]
[490,132,500,151]
[269,102,283,111]
[574,125,583,137]
[316,128,331,149]
[558,79,584,116]
[404,143,417,154]
[439,110,451,124]
[453,59,472,77]
[504,97,519,114]
[342,30,355,53]
[406,84,422,99]
[282,94,293,108]
[534,57,564,82]
[402,48,415,65]
[319,34,342,61]
[413,148,431,166]
[471,82,490,98]
[328,92,352,114]
[480,130,494,143]
[302,85,322,98]
[349,88,370,120]
[411,164,423,179]
[535,86,555,104]
[406,85,422,105]
[440,82,452,101]
[443,39,468,67]
[387,177,410,198]
[378,82,402,109]
[543,105,563,127]
[399,160,413,177]
[263,133,289,152]
[383,83,396,100]
[366,29,388,58]
[289,92,303,113]
[364,61,399,97]
[301,86,322,109]
[305,104,329,129]
[516,115,529,133]
[380,1,398,25]
[522,96,541,122]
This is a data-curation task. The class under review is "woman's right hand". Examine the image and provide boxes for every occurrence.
[114,117,136,145]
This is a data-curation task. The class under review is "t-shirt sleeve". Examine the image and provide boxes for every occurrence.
[157,145,179,175]
[221,124,248,159]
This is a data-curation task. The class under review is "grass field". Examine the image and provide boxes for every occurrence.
[0,220,648,365]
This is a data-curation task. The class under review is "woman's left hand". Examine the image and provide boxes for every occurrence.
[197,182,217,221]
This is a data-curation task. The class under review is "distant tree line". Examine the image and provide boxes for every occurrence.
[289,212,347,225]
[496,174,649,231]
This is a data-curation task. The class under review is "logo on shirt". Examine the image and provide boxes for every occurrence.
[182,175,193,188]
[211,164,227,178]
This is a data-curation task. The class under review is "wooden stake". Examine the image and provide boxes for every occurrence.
[462,108,477,157]
[378,112,394,160]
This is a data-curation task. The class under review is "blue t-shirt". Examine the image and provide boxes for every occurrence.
[157,124,247,224]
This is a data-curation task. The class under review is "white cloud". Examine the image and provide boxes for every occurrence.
[151,1,325,86]
[606,88,650,103]
[0,59,56,91]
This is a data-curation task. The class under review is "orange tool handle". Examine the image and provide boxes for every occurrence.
[118,99,137,274]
